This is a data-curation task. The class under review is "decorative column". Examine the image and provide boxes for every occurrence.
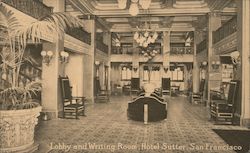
[132,42,139,78]
[107,31,112,91]
[162,31,171,78]
[193,31,201,93]
[237,0,250,127]
[41,0,65,118]
[83,18,95,103]
[207,12,222,104]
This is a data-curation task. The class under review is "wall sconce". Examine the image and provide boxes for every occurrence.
[200,61,208,69]
[95,61,100,66]
[163,67,169,73]
[230,51,240,65]
[133,67,138,72]
[41,50,53,65]
[211,60,220,69]
[95,61,100,77]
[59,51,69,63]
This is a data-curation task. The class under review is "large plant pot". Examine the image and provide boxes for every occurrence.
[0,106,42,153]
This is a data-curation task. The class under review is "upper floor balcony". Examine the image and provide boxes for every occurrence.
[66,27,91,45]
[170,47,194,55]
[96,40,108,54]
[2,0,91,45]
[213,16,237,44]
[2,0,53,19]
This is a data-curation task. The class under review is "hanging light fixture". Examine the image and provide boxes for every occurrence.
[139,0,151,9]
[133,14,158,47]
[129,2,139,16]
[118,0,127,9]
[117,0,152,16]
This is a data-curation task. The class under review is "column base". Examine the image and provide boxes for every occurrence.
[242,118,250,128]
[41,109,59,120]
[234,113,250,128]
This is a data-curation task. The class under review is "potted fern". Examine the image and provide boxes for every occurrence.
[0,2,82,152]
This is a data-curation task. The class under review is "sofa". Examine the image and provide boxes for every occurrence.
[127,95,167,122]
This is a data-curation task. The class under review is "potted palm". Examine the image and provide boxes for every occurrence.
[0,2,82,153]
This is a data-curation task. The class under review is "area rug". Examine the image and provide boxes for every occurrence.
[212,129,250,153]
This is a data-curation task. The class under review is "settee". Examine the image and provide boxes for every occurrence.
[127,95,167,122]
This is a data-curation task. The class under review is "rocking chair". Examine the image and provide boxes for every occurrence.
[59,76,86,119]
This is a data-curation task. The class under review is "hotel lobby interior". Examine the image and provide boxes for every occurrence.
[0,0,250,153]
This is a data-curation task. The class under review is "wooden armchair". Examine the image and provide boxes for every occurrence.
[162,78,171,96]
[59,76,86,119]
[95,77,109,102]
[192,79,205,104]
[130,78,140,95]
[210,80,239,124]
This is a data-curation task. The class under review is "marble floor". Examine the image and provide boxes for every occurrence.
[35,95,248,153]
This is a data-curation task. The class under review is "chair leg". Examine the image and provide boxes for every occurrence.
[82,108,86,116]
[63,111,65,118]
[75,108,78,119]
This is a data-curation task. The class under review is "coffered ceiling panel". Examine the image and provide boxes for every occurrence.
[66,0,237,41]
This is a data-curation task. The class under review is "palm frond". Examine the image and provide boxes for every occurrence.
[0,81,42,107]
[0,3,20,43]
[16,12,83,46]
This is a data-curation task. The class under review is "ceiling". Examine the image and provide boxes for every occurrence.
[65,0,236,42]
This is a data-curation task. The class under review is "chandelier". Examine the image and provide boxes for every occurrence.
[133,15,158,48]
[117,0,152,16]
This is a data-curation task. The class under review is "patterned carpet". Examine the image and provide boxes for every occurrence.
[35,95,248,153]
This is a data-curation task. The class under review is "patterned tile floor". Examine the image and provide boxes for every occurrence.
[35,95,248,153]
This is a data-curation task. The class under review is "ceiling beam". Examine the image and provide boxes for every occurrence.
[93,8,210,17]
[110,27,195,33]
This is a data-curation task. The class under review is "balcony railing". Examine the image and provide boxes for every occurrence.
[96,40,108,54]
[170,47,194,55]
[213,16,237,44]
[2,0,53,19]
[112,46,133,55]
[66,28,91,45]
[196,39,207,53]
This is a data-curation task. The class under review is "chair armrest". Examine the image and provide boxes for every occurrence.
[72,96,86,104]
[212,99,227,105]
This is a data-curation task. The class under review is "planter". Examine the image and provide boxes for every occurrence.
[0,106,42,153]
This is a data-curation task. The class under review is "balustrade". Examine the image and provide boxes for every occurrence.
[170,47,194,55]
[112,46,133,54]
[66,28,91,45]
[2,0,53,19]
[213,16,237,44]
[2,0,92,44]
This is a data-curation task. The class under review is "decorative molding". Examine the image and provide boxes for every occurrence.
[213,32,237,55]
[64,35,91,55]
[173,0,208,8]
